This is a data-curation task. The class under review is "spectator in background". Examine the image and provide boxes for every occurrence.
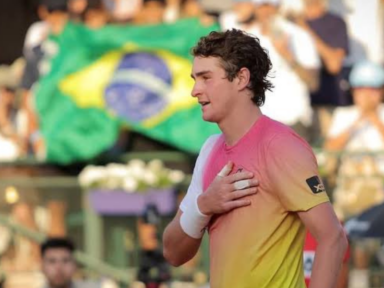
[325,61,384,220]
[232,0,320,140]
[68,0,88,22]
[84,0,110,29]
[40,238,77,288]
[41,237,116,288]
[0,62,26,161]
[21,0,69,159]
[180,0,202,18]
[328,0,384,66]
[134,0,166,25]
[291,0,349,145]
[22,0,69,91]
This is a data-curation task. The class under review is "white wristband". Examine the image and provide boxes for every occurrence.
[180,195,211,239]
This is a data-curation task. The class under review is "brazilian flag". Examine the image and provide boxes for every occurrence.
[36,18,221,164]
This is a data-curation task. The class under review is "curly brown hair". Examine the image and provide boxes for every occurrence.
[192,29,273,106]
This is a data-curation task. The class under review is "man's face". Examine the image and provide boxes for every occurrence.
[191,56,239,124]
[42,248,76,288]
[353,87,383,112]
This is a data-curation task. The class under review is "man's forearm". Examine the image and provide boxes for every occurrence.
[163,212,203,266]
[309,233,348,288]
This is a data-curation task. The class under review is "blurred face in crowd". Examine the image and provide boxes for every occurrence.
[353,87,383,113]
[85,8,109,28]
[141,1,165,24]
[254,4,278,24]
[42,248,76,288]
[68,0,88,15]
[181,0,202,18]
[41,8,69,35]
[233,2,255,22]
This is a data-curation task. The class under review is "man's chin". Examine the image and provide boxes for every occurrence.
[202,115,216,123]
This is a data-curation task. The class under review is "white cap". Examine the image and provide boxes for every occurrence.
[252,0,281,5]
[349,61,384,89]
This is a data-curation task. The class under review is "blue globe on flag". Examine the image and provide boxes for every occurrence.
[105,52,172,122]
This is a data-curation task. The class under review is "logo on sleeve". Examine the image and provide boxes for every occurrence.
[306,176,325,194]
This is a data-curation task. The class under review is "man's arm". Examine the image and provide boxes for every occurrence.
[298,203,348,288]
[162,209,203,267]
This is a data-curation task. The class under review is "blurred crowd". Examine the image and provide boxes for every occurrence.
[0,0,383,219]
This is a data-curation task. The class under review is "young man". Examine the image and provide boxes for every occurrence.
[40,238,77,288]
[163,29,347,288]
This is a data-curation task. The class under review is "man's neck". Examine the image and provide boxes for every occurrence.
[219,104,263,146]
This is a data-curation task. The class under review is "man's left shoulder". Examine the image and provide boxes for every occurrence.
[267,126,314,158]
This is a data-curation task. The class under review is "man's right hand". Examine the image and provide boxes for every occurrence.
[197,162,259,216]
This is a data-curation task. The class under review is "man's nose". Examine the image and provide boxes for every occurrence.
[191,82,201,98]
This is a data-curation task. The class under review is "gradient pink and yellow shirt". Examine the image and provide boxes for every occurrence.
[181,115,329,288]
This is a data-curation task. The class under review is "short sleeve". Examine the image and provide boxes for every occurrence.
[180,134,221,212]
[265,133,329,212]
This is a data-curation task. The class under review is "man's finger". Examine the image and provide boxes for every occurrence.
[234,179,251,190]
[228,171,256,183]
[224,199,252,211]
[229,187,258,200]
[217,162,233,177]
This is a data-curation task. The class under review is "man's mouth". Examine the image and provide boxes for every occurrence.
[200,101,210,106]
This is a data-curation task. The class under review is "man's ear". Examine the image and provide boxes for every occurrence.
[237,67,251,91]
